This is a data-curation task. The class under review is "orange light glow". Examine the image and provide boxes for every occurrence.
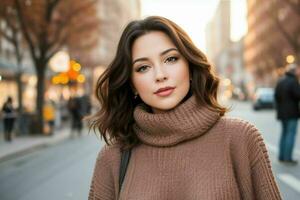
[73,63,81,71]
[77,74,86,83]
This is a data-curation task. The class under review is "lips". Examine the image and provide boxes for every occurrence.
[153,86,176,97]
[154,86,175,94]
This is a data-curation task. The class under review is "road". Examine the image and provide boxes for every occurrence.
[0,100,300,200]
[228,100,300,200]
[0,135,103,200]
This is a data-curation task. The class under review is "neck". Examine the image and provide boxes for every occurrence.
[133,95,221,147]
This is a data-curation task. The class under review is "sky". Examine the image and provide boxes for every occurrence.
[140,0,247,53]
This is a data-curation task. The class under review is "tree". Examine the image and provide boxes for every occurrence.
[11,0,99,133]
[0,0,24,116]
[268,0,300,64]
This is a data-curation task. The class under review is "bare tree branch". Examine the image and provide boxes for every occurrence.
[268,1,299,54]
[1,0,101,133]
[282,0,300,16]
[46,0,61,21]
[47,0,97,48]
[15,0,38,61]
[273,16,298,51]
[46,29,70,61]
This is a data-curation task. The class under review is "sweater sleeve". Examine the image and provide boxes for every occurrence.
[89,145,117,200]
[246,125,282,200]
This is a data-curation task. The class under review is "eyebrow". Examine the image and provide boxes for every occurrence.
[132,48,178,65]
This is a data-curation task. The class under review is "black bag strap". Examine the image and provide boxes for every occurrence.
[118,148,131,193]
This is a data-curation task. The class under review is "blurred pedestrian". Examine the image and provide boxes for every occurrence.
[88,16,281,199]
[275,63,300,165]
[80,94,92,117]
[43,99,56,135]
[68,96,83,137]
[1,96,16,142]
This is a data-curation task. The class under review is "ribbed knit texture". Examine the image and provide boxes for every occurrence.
[89,96,282,200]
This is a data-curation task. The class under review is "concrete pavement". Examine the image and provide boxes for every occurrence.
[0,127,79,162]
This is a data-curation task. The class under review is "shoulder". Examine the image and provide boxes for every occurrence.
[218,117,267,166]
[216,117,262,144]
[90,143,121,199]
[95,143,121,168]
[286,74,298,84]
[217,117,258,135]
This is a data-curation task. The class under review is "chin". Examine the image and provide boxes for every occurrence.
[151,96,184,112]
[140,89,190,112]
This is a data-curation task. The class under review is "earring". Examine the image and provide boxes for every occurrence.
[134,92,138,99]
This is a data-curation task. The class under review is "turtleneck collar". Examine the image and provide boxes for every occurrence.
[133,95,221,147]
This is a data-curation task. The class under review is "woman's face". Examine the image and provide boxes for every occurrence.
[131,31,190,113]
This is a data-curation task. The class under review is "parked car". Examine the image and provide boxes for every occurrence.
[253,88,275,110]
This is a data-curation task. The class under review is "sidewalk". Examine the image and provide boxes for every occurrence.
[0,127,73,162]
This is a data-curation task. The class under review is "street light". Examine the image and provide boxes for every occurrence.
[77,74,86,83]
[25,0,32,6]
[286,55,295,64]
[49,51,70,72]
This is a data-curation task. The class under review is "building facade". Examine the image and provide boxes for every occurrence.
[206,0,231,63]
[0,0,141,109]
[244,0,300,88]
[90,0,141,100]
[206,0,248,99]
[0,19,36,110]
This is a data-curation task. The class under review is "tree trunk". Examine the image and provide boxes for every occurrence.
[16,72,23,114]
[14,39,24,135]
[36,61,46,134]
[15,48,23,115]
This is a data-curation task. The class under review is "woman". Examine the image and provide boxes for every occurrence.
[89,16,281,200]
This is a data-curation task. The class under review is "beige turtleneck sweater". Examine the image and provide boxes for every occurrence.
[89,96,282,200]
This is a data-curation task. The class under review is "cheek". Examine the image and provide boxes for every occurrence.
[169,62,190,82]
[131,74,153,94]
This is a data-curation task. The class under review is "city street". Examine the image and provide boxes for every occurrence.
[228,100,300,200]
[0,135,104,200]
[0,100,300,200]
[0,0,298,199]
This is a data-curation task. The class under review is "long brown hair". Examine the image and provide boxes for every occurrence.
[90,16,227,149]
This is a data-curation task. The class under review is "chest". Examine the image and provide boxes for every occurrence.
[119,144,241,200]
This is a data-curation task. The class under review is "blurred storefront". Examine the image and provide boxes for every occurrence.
[0,58,18,106]
[0,57,36,112]
[1,0,141,110]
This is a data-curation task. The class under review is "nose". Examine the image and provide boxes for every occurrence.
[154,65,168,82]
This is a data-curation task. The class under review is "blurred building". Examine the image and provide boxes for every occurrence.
[94,0,141,67]
[70,0,141,66]
[206,0,248,100]
[1,0,141,110]
[0,21,36,110]
[89,0,141,102]
[0,20,18,106]
[244,0,300,89]
[216,38,248,99]
[206,0,231,62]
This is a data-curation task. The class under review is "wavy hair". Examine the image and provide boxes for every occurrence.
[90,16,227,149]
